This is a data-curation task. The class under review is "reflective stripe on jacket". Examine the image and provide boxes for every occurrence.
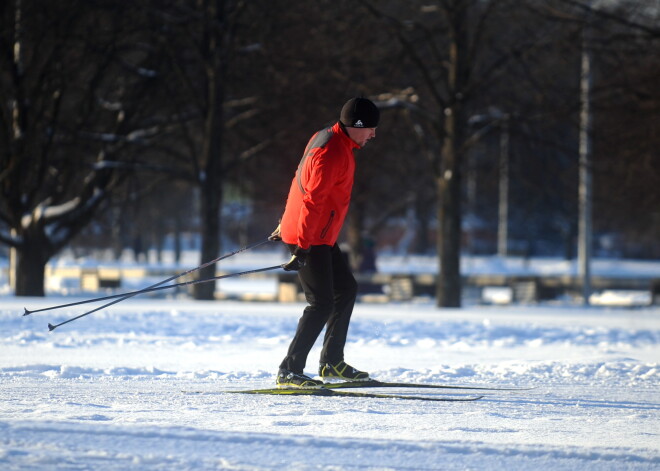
[280,122,359,249]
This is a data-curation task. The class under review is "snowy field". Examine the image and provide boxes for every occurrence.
[2,291,659,470]
[1,251,659,469]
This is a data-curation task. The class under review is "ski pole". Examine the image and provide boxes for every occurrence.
[47,264,283,331]
[24,238,272,316]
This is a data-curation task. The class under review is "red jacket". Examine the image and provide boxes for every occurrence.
[280,122,359,249]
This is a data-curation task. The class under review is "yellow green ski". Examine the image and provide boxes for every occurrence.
[321,380,530,391]
[223,387,483,402]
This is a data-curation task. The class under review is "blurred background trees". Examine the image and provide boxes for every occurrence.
[1,0,658,302]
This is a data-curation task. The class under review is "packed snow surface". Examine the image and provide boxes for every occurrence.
[2,295,659,470]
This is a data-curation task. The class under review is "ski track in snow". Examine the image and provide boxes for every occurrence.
[1,298,659,470]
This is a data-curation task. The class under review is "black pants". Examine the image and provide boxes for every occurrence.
[279,244,358,374]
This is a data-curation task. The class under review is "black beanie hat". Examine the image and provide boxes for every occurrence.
[340,97,380,128]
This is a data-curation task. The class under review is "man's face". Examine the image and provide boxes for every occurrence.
[347,127,377,147]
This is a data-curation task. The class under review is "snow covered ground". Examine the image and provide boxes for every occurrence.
[2,290,659,470]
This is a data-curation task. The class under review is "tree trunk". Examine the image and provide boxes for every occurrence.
[436,130,462,307]
[436,2,467,308]
[436,98,461,307]
[14,243,48,297]
[194,180,222,300]
[174,214,183,265]
[193,0,225,300]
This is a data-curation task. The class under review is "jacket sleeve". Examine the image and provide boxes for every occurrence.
[295,147,340,249]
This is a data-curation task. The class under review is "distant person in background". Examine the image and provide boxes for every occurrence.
[269,97,380,388]
[358,236,377,273]
[132,235,145,263]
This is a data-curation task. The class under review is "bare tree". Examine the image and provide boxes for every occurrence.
[363,0,553,306]
[144,0,272,300]
[0,0,171,295]
[518,0,660,259]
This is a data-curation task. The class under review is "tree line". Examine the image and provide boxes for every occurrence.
[1,0,658,304]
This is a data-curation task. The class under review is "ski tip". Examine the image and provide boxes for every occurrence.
[23,308,32,316]
[47,323,56,332]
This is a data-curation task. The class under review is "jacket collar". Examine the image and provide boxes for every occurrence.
[335,122,361,150]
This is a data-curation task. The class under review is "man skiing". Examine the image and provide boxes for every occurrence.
[270,97,380,388]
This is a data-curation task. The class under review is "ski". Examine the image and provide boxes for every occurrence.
[222,387,483,402]
[321,380,531,391]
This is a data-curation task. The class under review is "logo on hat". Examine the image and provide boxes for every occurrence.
[354,119,364,128]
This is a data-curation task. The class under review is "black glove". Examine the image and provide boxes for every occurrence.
[268,223,282,241]
[282,246,310,271]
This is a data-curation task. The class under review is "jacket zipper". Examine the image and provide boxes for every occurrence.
[320,211,335,239]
